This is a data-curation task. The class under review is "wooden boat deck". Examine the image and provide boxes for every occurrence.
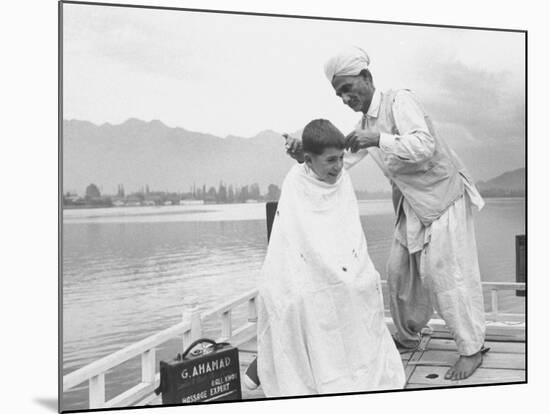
[145,321,525,405]
[239,326,525,398]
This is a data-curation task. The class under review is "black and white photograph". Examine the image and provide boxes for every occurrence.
[57,1,528,412]
[11,1,550,414]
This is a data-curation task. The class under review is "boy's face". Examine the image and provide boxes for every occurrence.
[306,147,345,184]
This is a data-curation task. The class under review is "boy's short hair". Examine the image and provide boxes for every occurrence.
[302,119,345,155]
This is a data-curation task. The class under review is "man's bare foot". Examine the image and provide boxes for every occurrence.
[445,351,483,381]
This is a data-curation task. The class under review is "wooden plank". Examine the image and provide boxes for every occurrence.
[239,351,257,366]
[481,282,525,291]
[486,313,525,323]
[491,289,499,321]
[427,338,526,354]
[405,382,445,389]
[89,374,106,408]
[107,378,159,408]
[484,327,525,341]
[426,319,525,341]
[423,338,457,351]
[238,338,258,353]
[427,329,524,344]
[201,289,258,319]
[401,351,414,363]
[378,280,525,291]
[248,297,258,323]
[217,322,257,348]
[220,310,232,341]
[140,393,162,406]
[183,300,203,350]
[474,351,526,370]
[136,391,162,407]
[141,349,156,384]
[242,386,265,400]
[408,366,525,387]
[140,394,162,406]
[403,335,431,384]
[412,350,525,370]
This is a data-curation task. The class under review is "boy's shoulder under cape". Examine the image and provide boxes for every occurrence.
[280,163,355,212]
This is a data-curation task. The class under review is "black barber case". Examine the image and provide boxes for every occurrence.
[154,338,242,404]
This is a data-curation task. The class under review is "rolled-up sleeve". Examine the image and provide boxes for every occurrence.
[343,119,369,170]
[378,90,435,163]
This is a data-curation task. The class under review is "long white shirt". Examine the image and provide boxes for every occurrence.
[344,89,484,253]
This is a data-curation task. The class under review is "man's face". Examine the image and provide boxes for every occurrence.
[306,147,345,184]
[331,74,373,113]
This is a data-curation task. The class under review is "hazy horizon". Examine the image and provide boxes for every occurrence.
[62,5,525,195]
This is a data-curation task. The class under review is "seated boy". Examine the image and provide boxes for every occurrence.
[249,119,405,396]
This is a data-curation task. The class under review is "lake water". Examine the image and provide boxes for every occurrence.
[62,198,525,410]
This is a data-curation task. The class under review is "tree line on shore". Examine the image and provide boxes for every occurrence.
[63,182,283,208]
[63,178,525,209]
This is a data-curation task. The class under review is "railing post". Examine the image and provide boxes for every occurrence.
[182,295,201,351]
[221,310,232,341]
[491,289,499,321]
[516,235,526,297]
[89,373,106,408]
[248,296,257,323]
[141,348,156,384]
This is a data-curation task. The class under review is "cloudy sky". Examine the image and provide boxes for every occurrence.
[62,2,525,168]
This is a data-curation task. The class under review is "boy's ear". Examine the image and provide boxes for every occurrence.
[303,153,312,164]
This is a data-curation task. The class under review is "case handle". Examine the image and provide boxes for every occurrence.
[181,338,229,360]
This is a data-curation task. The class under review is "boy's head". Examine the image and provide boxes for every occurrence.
[301,119,345,184]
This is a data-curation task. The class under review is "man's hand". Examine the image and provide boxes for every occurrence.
[345,127,380,153]
[283,134,305,163]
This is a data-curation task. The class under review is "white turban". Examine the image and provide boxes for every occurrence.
[323,46,371,82]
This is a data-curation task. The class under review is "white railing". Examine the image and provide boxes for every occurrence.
[62,289,259,409]
[62,281,524,409]
[482,281,525,323]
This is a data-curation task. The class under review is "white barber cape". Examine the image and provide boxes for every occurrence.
[256,163,405,397]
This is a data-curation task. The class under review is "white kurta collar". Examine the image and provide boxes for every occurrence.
[366,88,382,119]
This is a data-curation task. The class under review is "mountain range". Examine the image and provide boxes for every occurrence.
[477,168,525,196]
[62,118,525,195]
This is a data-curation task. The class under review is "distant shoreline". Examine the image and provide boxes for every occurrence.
[62,196,525,214]
[355,195,525,201]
